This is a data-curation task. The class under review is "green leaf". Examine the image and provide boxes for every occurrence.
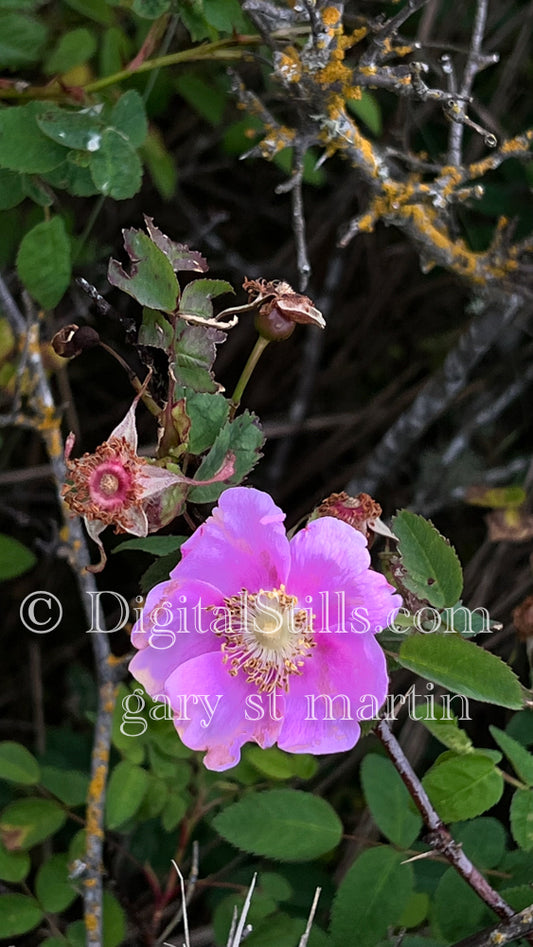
[398,892,429,929]
[44,27,96,74]
[108,228,179,310]
[185,390,229,454]
[393,511,463,608]
[110,90,148,148]
[180,278,234,320]
[0,534,36,581]
[490,725,533,786]
[36,104,103,151]
[451,817,506,869]
[62,0,112,25]
[160,792,187,831]
[138,307,174,349]
[330,847,413,947]
[0,893,43,936]
[140,550,182,593]
[244,746,318,782]
[422,751,504,822]
[105,760,149,829]
[89,127,143,199]
[172,322,225,392]
[203,0,247,32]
[433,869,488,942]
[113,535,186,556]
[0,169,25,209]
[511,788,533,850]
[175,74,227,126]
[132,0,170,18]
[144,217,208,272]
[17,216,71,309]
[103,890,127,947]
[413,704,473,754]
[0,798,66,850]
[0,741,40,784]
[360,753,422,847]
[0,103,67,173]
[40,766,89,806]
[189,411,264,503]
[141,128,178,199]
[0,838,30,882]
[35,853,77,912]
[506,710,533,747]
[347,91,382,136]
[0,12,47,68]
[398,633,523,709]
[213,789,343,861]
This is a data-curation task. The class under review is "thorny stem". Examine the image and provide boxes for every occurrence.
[230,335,270,416]
[0,274,116,947]
[375,720,517,923]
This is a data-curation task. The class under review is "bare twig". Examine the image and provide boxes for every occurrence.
[448,0,491,166]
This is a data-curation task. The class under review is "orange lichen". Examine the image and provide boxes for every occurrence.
[316,60,353,88]
[322,5,342,26]
[85,913,98,933]
[277,47,302,83]
[393,44,413,57]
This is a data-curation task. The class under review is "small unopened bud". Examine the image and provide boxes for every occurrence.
[52,324,100,358]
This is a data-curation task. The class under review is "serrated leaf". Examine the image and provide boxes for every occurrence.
[35,853,77,912]
[398,633,523,708]
[330,847,413,947]
[185,390,229,454]
[0,798,66,850]
[40,766,89,807]
[0,534,36,581]
[451,817,506,869]
[172,322,225,392]
[433,868,487,942]
[0,12,47,68]
[144,217,208,272]
[511,788,533,850]
[133,0,170,18]
[490,726,533,786]
[422,752,503,822]
[360,753,422,847]
[180,278,234,320]
[244,746,318,782]
[17,216,71,309]
[203,0,247,32]
[189,411,264,503]
[44,27,96,74]
[0,169,25,209]
[113,535,186,556]
[393,511,463,608]
[89,127,143,199]
[110,90,148,148]
[0,838,30,882]
[0,103,66,173]
[36,104,103,151]
[413,704,473,754]
[105,760,149,829]
[108,228,179,311]
[0,741,40,784]
[213,789,342,861]
[0,893,43,936]
[138,307,173,350]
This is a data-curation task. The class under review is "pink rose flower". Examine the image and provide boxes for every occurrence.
[129,487,401,770]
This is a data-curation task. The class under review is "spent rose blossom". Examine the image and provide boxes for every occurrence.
[129,487,401,770]
[62,395,234,572]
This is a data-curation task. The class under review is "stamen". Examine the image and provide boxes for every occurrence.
[215,586,315,693]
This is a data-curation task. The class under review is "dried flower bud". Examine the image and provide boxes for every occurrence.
[52,324,100,359]
[513,595,533,640]
[243,277,325,342]
[317,492,384,545]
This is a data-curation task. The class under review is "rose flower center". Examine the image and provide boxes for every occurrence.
[89,460,133,511]
[217,586,315,693]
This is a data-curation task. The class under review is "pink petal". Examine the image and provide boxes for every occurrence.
[129,578,224,695]
[277,633,388,754]
[288,517,401,632]
[110,399,139,450]
[173,487,290,596]
[164,650,284,771]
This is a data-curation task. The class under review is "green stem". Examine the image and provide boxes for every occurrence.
[230,335,270,417]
